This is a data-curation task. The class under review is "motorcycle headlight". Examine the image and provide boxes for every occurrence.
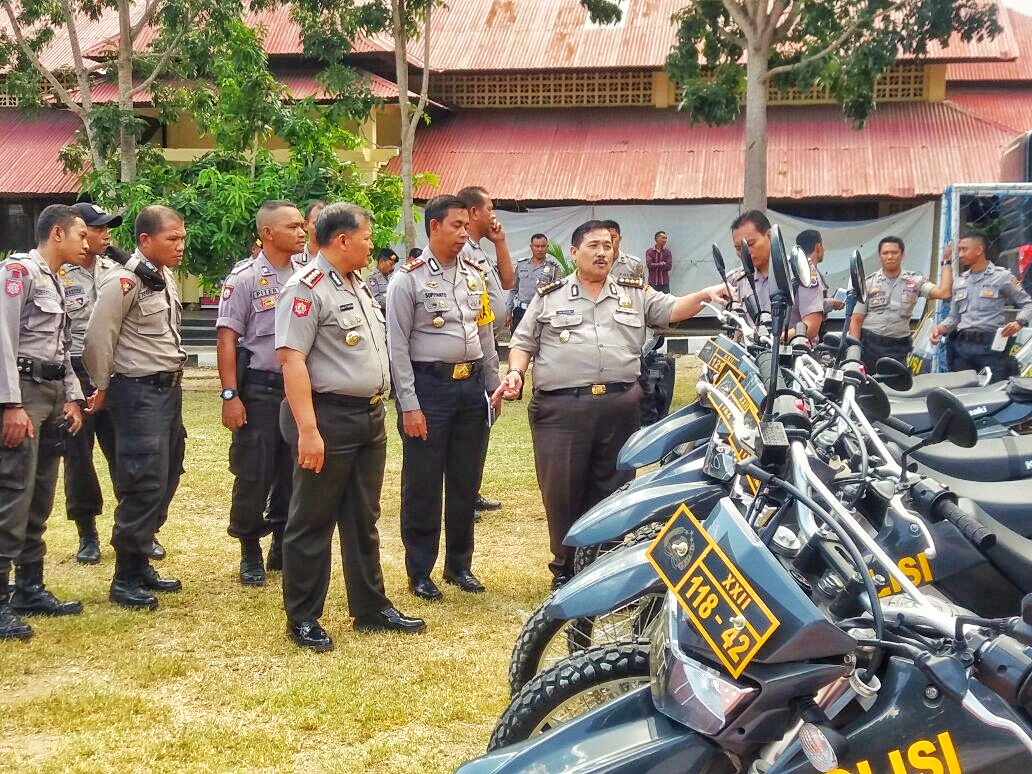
[650,593,756,734]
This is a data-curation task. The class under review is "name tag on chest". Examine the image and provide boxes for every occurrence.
[550,311,582,328]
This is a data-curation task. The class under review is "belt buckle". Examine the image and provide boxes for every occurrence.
[452,362,473,381]
[591,384,607,396]
[369,394,382,405]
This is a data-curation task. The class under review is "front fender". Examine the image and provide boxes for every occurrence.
[454,686,733,774]
[617,401,716,470]
[564,480,727,548]
[544,542,661,620]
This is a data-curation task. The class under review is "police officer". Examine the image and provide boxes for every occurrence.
[600,219,644,281]
[276,202,425,651]
[84,205,187,610]
[294,200,325,266]
[931,230,1032,380]
[0,205,87,639]
[387,195,503,600]
[496,220,726,588]
[216,201,306,586]
[508,233,561,334]
[457,186,512,515]
[366,248,398,310]
[796,229,844,316]
[850,236,953,373]
[729,210,825,339]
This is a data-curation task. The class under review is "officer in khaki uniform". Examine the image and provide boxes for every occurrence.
[84,205,187,610]
[931,230,1032,381]
[276,202,425,652]
[508,233,561,334]
[498,220,726,588]
[217,201,306,586]
[366,248,398,310]
[849,236,952,373]
[0,205,87,640]
[387,195,502,601]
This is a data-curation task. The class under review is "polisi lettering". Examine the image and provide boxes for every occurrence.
[874,551,934,598]
[829,730,961,774]
[721,572,753,611]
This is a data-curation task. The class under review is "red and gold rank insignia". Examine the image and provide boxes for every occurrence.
[292,297,312,317]
[222,284,233,299]
[119,277,136,295]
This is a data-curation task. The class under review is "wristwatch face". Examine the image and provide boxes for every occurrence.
[220,388,237,401]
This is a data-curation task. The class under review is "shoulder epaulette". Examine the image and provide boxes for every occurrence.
[615,275,646,289]
[399,257,425,273]
[462,257,484,272]
[229,258,255,276]
[300,267,324,288]
[727,267,745,283]
[537,277,567,297]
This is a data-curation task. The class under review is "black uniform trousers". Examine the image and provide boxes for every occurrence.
[63,358,116,523]
[0,378,65,574]
[399,363,488,580]
[227,371,291,541]
[509,306,527,335]
[279,394,391,623]
[107,375,185,559]
[860,330,913,375]
[947,330,1015,383]
[529,384,642,579]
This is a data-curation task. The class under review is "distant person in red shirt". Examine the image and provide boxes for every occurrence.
[645,231,672,292]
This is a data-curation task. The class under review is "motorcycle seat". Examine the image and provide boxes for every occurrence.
[1007,377,1032,403]
[876,423,1032,482]
[882,370,979,400]
[914,464,1032,538]
[958,498,1032,592]
[888,382,1010,432]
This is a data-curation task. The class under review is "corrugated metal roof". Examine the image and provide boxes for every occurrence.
[947,87,1032,133]
[388,103,1018,202]
[0,108,81,195]
[948,8,1032,80]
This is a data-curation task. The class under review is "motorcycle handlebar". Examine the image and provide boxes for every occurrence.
[936,499,997,550]
[882,416,918,436]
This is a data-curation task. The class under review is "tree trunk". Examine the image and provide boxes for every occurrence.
[392,0,417,252]
[742,47,768,211]
[117,0,137,183]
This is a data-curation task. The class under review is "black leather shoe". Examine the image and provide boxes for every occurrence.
[139,564,182,592]
[10,583,83,616]
[353,606,426,634]
[473,511,483,523]
[149,538,166,561]
[551,573,573,591]
[239,541,265,587]
[409,576,444,601]
[473,494,502,511]
[443,568,486,593]
[0,602,32,640]
[109,578,158,610]
[75,519,101,565]
[288,619,333,652]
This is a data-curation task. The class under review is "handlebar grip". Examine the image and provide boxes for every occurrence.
[883,416,918,436]
[937,500,997,550]
[843,344,862,363]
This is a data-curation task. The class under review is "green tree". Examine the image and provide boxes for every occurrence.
[582,0,1001,210]
[0,0,250,183]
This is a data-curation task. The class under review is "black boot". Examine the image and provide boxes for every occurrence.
[239,539,265,587]
[74,517,101,565]
[0,573,32,640]
[266,529,283,572]
[11,561,83,616]
[109,554,158,610]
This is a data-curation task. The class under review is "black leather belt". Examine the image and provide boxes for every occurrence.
[246,369,283,389]
[537,382,635,398]
[953,329,996,344]
[314,392,383,409]
[861,330,911,346]
[17,356,65,381]
[412,360,483,381]
[113,371,183,388]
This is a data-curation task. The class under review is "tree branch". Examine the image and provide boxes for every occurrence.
[765,0,907,79]
[721,0,757,43]
[130,0,162,42]
[129,30,189,97]
[60,0,94,111]
[406,1,431,142]
[0,0,85,118]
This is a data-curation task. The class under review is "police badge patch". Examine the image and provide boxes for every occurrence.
[119,277,136,295]
[292,297,312,317]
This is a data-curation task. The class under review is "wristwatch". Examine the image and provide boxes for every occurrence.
[507,368,525,380]
[220,388,238,401]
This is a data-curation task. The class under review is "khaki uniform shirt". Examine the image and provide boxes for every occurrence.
[0,251,82,404]
[365,269,392,310]
[460,238,507,337]
[509,256,562,313]
[83,251,186,389]
[611,252,644,282]
[941,263,1032,334]
[59,257,116,356]
[216,251,298,373]
[386,250,501,412]
[728,267,825,331]
[854,269,935,339]
[509,273,678,391]
[274,256,390,398]
[292,245,315,266]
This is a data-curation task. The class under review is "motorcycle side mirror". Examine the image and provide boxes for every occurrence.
[712,244,728,283]
[873,357,913,392]
[743,294,762,323]
[856,378,892,422]
[740,239,756,278]
[769,225,797,308]
[849,249,866,304]
[926,387,978,448]
[790,244,814,290]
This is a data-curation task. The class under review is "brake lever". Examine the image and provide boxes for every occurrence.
[887,493,937,559]
[960,691,1032,754]
[697,382,753,445]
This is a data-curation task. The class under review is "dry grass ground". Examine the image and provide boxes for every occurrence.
[0,357,700,774]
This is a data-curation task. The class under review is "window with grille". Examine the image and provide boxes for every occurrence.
[0,87,20,107]
[768,64,927,104]
[430,70,655,108]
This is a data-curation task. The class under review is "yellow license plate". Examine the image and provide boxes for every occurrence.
[647,504,780,678]
[706,372,761,494]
